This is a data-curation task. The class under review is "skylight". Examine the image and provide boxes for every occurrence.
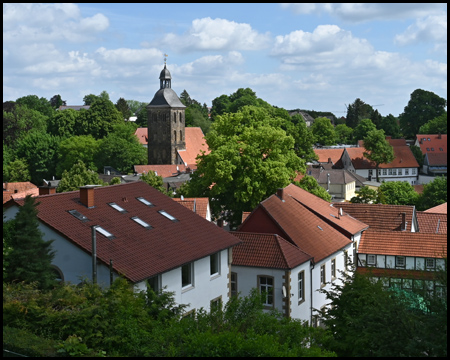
[131,216,152,229]
[68,209,89,222]
[136,197,154,207]
[108,202,127,213]
[95,226,114,239]
[159,210,178,222]
[317,225,323,231]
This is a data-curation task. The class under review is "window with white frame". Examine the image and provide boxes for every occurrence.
[398,169,402,175]
[367,254,376,265]
[210,252,220,277]
[425,258,435,269]
[331,258,336,279]
[388,169,393,175]
[320,264,326,286]
[298,271,305,303]
[405,169,409,175]
[395,256,405,267]
[210,296,222,311]
[412,168,416,175]
[383,169,387,175]
[181,263,193,289]
[368,169,373,176]
[392,169,397,175]
[230,272,238,297]
[259,276,274,307]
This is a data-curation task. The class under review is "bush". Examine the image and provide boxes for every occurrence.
[3,326,57,357]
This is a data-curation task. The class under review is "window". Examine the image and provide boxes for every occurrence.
[398,169,402,175]
[412,168,416,175]
[147,275,160,292]
[344,250,349,269]
[230,272,238,297]
[174,130,177,142]
[258,276,274,307]
[331,259,336,279]
[395,256,405,267]
[136,197,154,207]
[182,263,193,289]
[427,138,431,141]
[131,216,152,229]
[425,258,435,269]
[426,148,430,151]
[108,202,127,213]
[210,252,220,277]
[367,254,376,265]
[383,169,387,175]
[388,169,393,175]
[378,169,381,175]
[368,169,373,176]
[210,296,222,311]
[159,210,178,222]
[431,147,434,151]
[392,169,397,175]
[320,264,326,286]
[52,266,64,282]
[68,209,89,222]
[180,130,183,141]
[298,271,305,302]
[439,147,443,151]
[405,169,409,175]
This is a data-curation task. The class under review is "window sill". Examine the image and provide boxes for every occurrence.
[210,273,220,280]
[181,285,194,293]
[298,299,305,306]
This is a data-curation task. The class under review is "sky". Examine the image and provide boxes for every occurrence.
[3,3,447,118]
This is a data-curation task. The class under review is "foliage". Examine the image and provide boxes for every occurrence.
[126,100,147,115]
[15,95,54,119]
[3,195,56,290]
[410,145,425,168]
[49,94,65,109]
[285,114,317,161]
[3,326,58,357]
[115,97,132,120]
[83,93,99,105]
[379,114,401,138]
[95,123,147,174]
[140,171,169,195]
[345,98,375,129]
[3,142,12,181]
[311,117,336,146]
[109,177,122,185]
[353,118,376,143]
[57,160,104,193]
[56,135,100,177]
[399,89,447,139]
[416,176,447,211]
[418,111,447,134]
[47,108,80,138]
[379,181,419,206]
[15,131,61,185]
[6,158,31,182]
[350,186,383,204]
[294,175,332,202]
[135,105,148,127]
[181,105,305,228]
[363,129,394,182]
[334,124,354,144]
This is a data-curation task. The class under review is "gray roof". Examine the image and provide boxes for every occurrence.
[148,88,186,108]
[307,168,361,186]
[160,65,172,80]
[58,105,90,111]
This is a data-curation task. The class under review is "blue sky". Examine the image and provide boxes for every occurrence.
[3,3,447,117]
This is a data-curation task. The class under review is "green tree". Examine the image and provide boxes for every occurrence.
[56,135,100,177]
[363,129,394,182]
[140,171,168,195]
[288,114,317,161]
[125,100,146,115]
[211,94,231,119]
[3,142,13,182]
[416,176,447,211]
[99,90,110,101]
[353,118,376,143]
[49,94,65,109]
[334,124,354,144]
[294,175,332,201]
[47,108,80,138]
[58,160,104,193]
[83,94,99,106]
[108,177,122,185]
[345,98,374,129]
[95,123,147,174]
[399,89,447,139]
[350,186,382,204]
[379,114,402,138]
[4,195,56,290]
[311,117,336,146]
[135,106,148,127]
[7,158,31,182]
[410,145,424,168]
[182,106,304,228]
[115,97,132,120]
[179,89,192,106]
[418,112,447,134]
[379,181,419,206]
[15,95,54,118]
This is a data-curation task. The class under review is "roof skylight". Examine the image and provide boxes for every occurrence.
[95,226,114,239]
[131,216,152,229]
[108,202,127,213]
[137,197,154,207]
[68,209,89,222]
[159,210,178,222]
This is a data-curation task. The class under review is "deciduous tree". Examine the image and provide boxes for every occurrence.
[140,171,168,195]
[379,181,419,206]
[311,117,336,146]
[334,124,353,144]
[379,114,401,138]
[416,176,447,211]
[6,158,31,182]
[47,108,79,139]
[353,118,376,143]
[350,186,382,204]
[418,112,447,134]
[56,135,100,177]
[294,175,332,201]
[58,160,104,193]
[363,129,394,182]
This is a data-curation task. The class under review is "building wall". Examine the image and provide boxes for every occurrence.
[358,253,445,271]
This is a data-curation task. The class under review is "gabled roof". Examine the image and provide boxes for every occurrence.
[283,183,368,236]
[306,168,356,185]
[425,152,447,166]
[3,182,39,204]
[149,88,186,108]
[359,230,447,258]
[415,134,447,155]
[134,164,188,178]
[172,197,210,220]
[134,128,148,145]
[230,232,312,269]
[416,211,447,234]
[314,148,344,167]
[177,127,210,167]
[6,182,241,283]
[58,105,90,111]
[344,145,419,169]
[240,191,353,262]
[335,203,416,232]
[424,202,447,214]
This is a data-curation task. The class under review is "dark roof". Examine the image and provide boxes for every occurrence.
[425,152,447,166]
[307,168,357,185]
[231,232,312,269]
[8,182,241,283]
[58,105,90,111]
[148,88,186,108]
[159,64,172,80]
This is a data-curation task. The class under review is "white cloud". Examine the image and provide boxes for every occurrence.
[158,17,271,52]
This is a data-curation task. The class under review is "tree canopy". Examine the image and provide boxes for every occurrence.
[294,175,332,202]
[345,98,375,129]
[416,176,447,211]
[363,129,394,182]
[379,181,419,206]
[56,135,100,177]
[57,160,104,193]
[353,118,376,143]
[334,124,353,144]
[418,112,447,134]
[115,97,132,120]
[379,114,401,138]
[311,117,336,146]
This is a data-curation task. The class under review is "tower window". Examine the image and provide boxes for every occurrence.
[179,113,182,123]
[173,113,176,123]
[180,130,183,141]
[174,130,177,142]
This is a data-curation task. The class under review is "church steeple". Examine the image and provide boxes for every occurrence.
[160,54,171,89]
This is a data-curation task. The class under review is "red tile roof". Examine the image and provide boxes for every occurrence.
[345,146,419,169]
[240,191,353,262]
[425,152,447,166]
[359,230,447,258]
[7,182,241,283]
[3,182,39,204]
[416,211,447,234]
[424,202,447,214]
[172,197,209,220]
[230,232,312,269]
[177,127,210,167]
[314,149,344,164]
[335,203,416,232]
[134,164,188,178]
[416,134,447,155]
[134,128,148,145]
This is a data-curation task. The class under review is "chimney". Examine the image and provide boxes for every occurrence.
[401,212,406,231]
[276,188,284,201]
[186,166,191,174]
[177,165,180,174]
[80,185,98,208]
[39,185,57,195]
[328,157,332,164]
[217,219,224,228]
[438,133,441,139]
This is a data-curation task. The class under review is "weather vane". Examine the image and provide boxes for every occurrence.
[164,53,168,65]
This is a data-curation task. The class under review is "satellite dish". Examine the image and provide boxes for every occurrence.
[282,285,287,298]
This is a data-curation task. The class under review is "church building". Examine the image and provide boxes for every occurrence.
[147,62,186,165]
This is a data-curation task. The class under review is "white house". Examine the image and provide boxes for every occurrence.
[3,182,241,315]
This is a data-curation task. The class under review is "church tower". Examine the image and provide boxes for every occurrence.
[147,59,186,165]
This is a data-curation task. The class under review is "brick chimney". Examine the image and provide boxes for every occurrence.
[80,185,98,208]
[39,185,57,195]
[276,188,284,201]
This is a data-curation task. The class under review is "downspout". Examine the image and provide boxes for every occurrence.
[91,225,98,284]
[310,258,315,325]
